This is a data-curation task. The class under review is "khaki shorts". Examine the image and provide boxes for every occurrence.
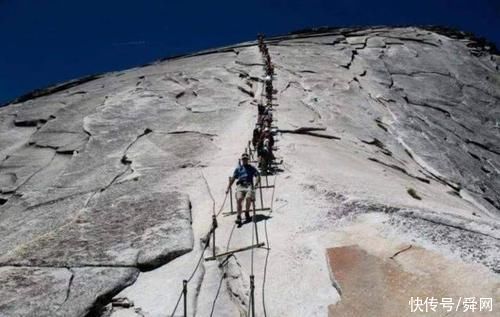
[236,184,255,201]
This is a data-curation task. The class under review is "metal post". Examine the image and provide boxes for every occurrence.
[183,280,187,317]
[250,275,256,317]
[229,177,234,213]
[259,182,264,211]
[252,201,260,244]
[212,215,217,258]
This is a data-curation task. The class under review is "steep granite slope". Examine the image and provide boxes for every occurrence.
[0,47,261,315]
[0,27,499,316]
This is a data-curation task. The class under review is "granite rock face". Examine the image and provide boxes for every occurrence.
[0,191,192,269]
[0,266,139,317]
[0,45,262,315]
[0,26,499,316]
[268,27,500,213]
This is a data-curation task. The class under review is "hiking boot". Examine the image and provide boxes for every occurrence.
[235,216,242,225]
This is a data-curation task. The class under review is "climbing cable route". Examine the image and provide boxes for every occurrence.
[169,33,279,317]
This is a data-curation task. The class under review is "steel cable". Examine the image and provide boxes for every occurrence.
[261,174,277,317]
[209,222,237,316]
[169,180,228,317]
[259,163,276,317]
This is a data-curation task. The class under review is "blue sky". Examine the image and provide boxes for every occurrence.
[1,0,499,104]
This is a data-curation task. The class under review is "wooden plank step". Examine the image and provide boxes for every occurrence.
[222,208,271,216]
[205,243,265,261]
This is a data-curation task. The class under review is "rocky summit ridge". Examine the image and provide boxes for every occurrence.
[0,26,499,317]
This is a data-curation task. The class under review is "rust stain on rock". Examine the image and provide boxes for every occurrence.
[327,245,498,317]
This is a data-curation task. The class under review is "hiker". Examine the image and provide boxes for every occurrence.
[262,127,275,149]
[262,108,273,125]
[267,64,274,76]
[256,139,268,170]
[258,103,266,116]
[226,153,261,225]
[258,138,272,174]
[256,126,276,173]
[266,84,273,95]
[262,116,272,129]
[252,125,261,148]
[266,85,273,100]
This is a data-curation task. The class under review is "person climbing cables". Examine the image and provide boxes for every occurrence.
[262,109,273,127]
[226,153,261,225]
[262,127,275,149]
[252,125,261,149]
[259,137,275,174]
[258,103,266,116]
[257,103,266,124]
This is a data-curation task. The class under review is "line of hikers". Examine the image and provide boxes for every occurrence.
[226,34,277,225]
[256,33,277,175]
[253,104,275,173]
